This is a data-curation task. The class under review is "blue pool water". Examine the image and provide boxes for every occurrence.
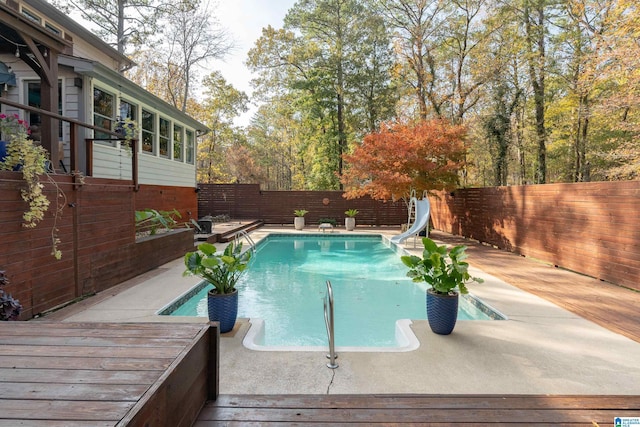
[164,234,502,348]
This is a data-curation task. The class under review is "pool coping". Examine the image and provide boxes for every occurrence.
[157,232,508,352]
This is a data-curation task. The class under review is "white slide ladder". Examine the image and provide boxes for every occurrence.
[391,193,430,246]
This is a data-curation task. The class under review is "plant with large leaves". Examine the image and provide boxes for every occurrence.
[401,237,483,295]
[401,237,483,335]
[183,241,251,294]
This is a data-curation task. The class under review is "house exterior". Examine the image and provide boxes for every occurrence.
[0,0,207,187]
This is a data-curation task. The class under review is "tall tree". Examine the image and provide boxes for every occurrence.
[55,0,168,56]
[377,0,446,120]
[247,100,302,190]
[163,0,234,112]
[483,80,522,185]
[523,0,551,184]
[195,71,249,183]
[580,0,640,179]
[248,0,396,189]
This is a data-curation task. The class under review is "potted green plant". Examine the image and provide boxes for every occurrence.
[401,237,483,335]
[135,208,181,236]
[183,241,251,333]
[294,209,308,230]
[0,270,22,321]
[344,209,358,231]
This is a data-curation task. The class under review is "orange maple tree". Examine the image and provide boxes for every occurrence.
[340,120,467,201]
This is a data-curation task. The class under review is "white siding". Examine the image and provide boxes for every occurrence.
[92,146,196,187]
[138,154,196,187]
[71,41,119,71]
[92,144,133,180]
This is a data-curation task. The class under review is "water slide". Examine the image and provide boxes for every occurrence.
[390,197,430,244]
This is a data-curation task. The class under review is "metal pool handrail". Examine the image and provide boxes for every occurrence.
[324,280,338,369]
[234,230,256,255]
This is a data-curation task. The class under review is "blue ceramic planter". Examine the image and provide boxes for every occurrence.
[207,288,238,333]
[0,140,7,163]
[426,289,459,335]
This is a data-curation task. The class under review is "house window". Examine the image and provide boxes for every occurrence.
[21,7,41,24]
[26,81,63,141]
[119,100,138,150]
[186,130,194,164]
[120,100,137,121]
[93,87,114,142]
[159,117,170,157]
[45,22,62,36]
[141,109,155,154]
[173,124,183,161]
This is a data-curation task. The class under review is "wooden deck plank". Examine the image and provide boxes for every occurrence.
[0,335,195,347]
[0,400,133,420]
[0,368,161,384]
[199,394,640,426]
[0,382,149,401]
[0,344,184,358]
[212,394,640,410]
[194,423,601,427]
[0,355,173,370]
[0,421,114,427]
[198,407,631,424]
[6,322,205,338]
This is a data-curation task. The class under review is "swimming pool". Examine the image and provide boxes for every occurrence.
[161,234,504,350]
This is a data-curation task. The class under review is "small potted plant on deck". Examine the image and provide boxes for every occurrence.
[294,209,308,230]
[344,209,358,231]
[183,241,251,333]
[401,237,483,335]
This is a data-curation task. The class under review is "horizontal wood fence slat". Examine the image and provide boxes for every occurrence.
[429,181,640,291]
[0,171,197,319]
[198,182,639,290]
[197,184,408,226]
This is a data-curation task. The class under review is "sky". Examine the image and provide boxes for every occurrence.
[209,0,297,127]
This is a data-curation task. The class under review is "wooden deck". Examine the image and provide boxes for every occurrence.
[196,394,640,426]
[429,230,640,344]
[0,322,218,426]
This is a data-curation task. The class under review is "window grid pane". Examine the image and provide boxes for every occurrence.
[186,130,194,164]
[120,100,137,121]
[173,125,183,161]
[93,88,114,142]
[159,117,170,157]
[141,109,155,154]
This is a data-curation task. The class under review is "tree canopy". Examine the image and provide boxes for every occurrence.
[58,0,640,188]
[341,120,467,201]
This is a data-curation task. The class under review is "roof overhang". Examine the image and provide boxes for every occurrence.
[22,0,133,70]
[59,55,209,132]
[0,3,71,54]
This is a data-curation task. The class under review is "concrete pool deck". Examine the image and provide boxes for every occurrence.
[48,227,640,396]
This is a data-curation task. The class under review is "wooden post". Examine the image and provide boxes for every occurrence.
[207,321,220,401]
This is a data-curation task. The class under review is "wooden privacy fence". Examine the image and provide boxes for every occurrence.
[198,182,639,291]
[0,172,197,319]
[197,184,408,226]
[429,181,640,291]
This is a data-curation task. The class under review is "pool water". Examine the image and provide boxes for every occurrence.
[164,234,501,348]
